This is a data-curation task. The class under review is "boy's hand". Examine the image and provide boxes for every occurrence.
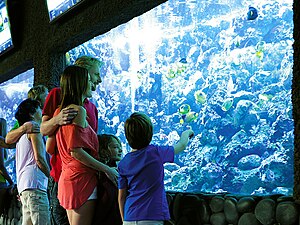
[189,131,194,139]
[183,129,194,139]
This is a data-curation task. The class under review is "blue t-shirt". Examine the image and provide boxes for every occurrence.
[118,144,174,221]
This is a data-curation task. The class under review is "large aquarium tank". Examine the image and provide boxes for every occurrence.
[0,69,34,182]
[68,0,294,195]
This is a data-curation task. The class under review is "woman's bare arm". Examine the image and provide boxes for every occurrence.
[0,136,15,149]
[71,148,118,186]
[5,122,39,144]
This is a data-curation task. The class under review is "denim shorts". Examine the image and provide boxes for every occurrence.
[123,221,164,225]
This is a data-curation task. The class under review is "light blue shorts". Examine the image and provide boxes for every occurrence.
[123,221,164,225]
[87,187,97,200]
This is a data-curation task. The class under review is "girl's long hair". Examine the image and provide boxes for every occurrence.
[60,65,89,109]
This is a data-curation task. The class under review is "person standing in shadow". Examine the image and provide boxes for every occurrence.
[93,134,123,225]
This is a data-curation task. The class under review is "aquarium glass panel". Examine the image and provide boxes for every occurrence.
[68,0,294,195]
[0,68,34,182]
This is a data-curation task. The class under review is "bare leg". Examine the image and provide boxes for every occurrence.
[66,200,96,225]
[66,209,73,225]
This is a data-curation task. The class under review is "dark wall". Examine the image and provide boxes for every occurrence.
[0,0,299,199]
[0,0,167,88]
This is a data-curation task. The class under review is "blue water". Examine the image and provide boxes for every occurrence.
[0,0,293,195]
[68,0,294,195]
[0,69,33,129]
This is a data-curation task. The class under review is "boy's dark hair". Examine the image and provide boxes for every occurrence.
[15,98,40,126]
[124,112,153,150]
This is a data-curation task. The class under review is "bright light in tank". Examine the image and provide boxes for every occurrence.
[123,16,164,53]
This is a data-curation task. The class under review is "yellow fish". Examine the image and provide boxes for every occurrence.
[256,50,264,60]
[194,90,206,104]
[182,111,198,123]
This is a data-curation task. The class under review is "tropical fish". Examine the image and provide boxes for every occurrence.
[255,41,265,60]
[166,68,176,79]
[194,90,206,104]
[247,6,258,20]
[185,111,198,123]
[256,50,264,60]
[221,98,233,111]
[180,111,198,124]
[137,71,143,80]
[166,63,187,79]
[176,64,187,75]
[180,117,185,124]
[256,41,265,50]
[179,58,187,64]
[179,104,191,115]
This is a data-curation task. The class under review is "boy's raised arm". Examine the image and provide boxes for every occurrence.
[173,129,194,154]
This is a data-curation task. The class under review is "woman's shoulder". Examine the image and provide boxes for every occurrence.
[68,105,87,128]
[67,104,85,111]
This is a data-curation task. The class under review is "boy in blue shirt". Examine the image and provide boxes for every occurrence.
[118,112,194,225]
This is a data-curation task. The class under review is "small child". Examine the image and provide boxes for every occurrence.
[98,134,123,167]
[118,112,194,225]
[93,134,123,225]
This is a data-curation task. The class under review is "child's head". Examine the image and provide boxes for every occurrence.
[124,112,153,150]
[27,85,48,108]
[98,134,122,163]
[15,98,42,126]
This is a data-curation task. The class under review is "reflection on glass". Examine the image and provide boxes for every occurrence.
[0,68,34,182]
[0,0,14,56]
[68,0,294,195]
